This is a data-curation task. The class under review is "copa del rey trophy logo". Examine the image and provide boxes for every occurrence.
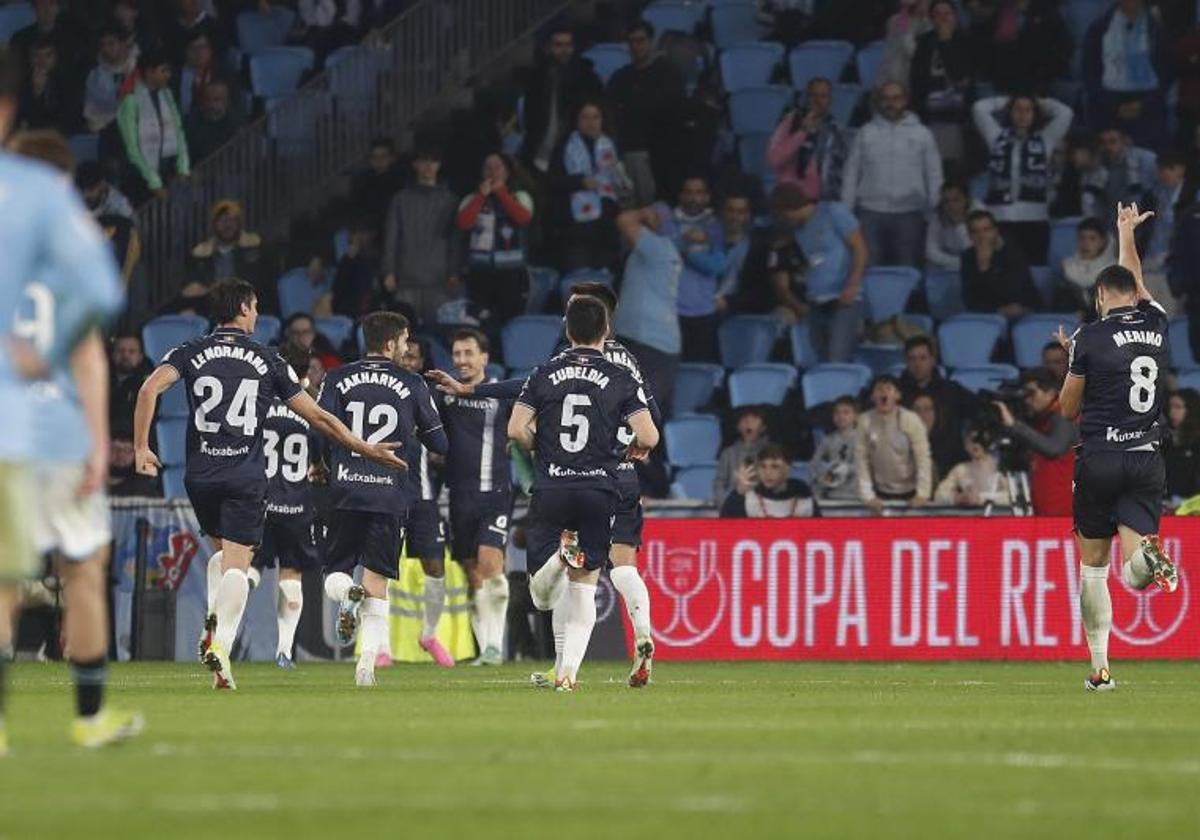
[1109,537,1189,646]
[643,540,724,647]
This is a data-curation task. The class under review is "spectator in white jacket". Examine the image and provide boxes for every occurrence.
[841,81,943,267]
[925,180,980,271]
[83,25,137,133]
[973,94,1074,265]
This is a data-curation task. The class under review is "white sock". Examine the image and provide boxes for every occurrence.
[529,555,567,611]
[422,575,446,640]
[481,574,509,653]
[610,565,652,639]
[213,569,250,652]
[323,571,354,603]
[559,581,597,682]
[246,566,261,590]
[276,579,303,658]
[1080,564,1112,672]
[551,597,567,674]
[1123,546,1154,590]
[205,551,224,614]
[357,597,389,671]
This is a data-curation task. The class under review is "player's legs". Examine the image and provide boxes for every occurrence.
[473,546,508,665]
[555,489,617,690]
[276,568,303,666]
[1114,452,1177,592]
[1,462,36,754]
[608,491,654,686]
[352,514,404,686]
[408,504,453,666]
[205,538,253,689]
[1076,534,1116,691]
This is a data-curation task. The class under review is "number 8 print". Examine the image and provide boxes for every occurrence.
[1128,355,1158,414]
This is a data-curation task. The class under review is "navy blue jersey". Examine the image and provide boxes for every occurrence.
[437,381,513,492]
[516,346,650,491]
[263,400,314,518]
[1069,301,1170,451]
[409,444,444,503]
[164,327,303,484]
[317,355,446,514]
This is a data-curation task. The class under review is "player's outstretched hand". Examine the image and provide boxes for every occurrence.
[135,448,161,477]
[626,442,653,463]
[1116,202,1153,230]
[425,369,472,397]
[364,441,409,470]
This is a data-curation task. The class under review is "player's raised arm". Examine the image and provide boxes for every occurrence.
[286,389,409,470]
[1116,202,1155,303]
[507,402,536,451]
[626,407,659,452]
[133,364,180,476]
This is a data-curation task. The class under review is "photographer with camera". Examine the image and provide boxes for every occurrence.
[720,444,819,518]
[990,366,1077,515]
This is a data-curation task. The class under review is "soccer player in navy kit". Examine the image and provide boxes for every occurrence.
[134,281,408,689]
[1058,203,1180,692]
[317,311,448,686]
[508,296,659,691]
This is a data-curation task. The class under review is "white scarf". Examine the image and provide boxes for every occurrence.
[564,131,618,222]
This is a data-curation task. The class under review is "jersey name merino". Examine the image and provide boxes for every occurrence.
[516,346,650,491]
[1069,301,1170,451]
[164,327,303,484]
[263,400,314,517]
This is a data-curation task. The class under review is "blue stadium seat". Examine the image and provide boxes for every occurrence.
[673,363,724,415]
[249,46,314,98]
[710,1,767,50]
[142,314,208,363]
[558,267,613,303]
[507,367,534,382]
[854,40,885,87]
[0,4,34,45]
[156,418,188,468]
[729,85,792,134]
[728,363,796,407]
[790,321,818,369]
[485,362,506,381]
[277,266,332,318]
[315,315,354,349]
[670,464,717,501]
[1048,217,1081,270]
[863,266,920,322]
[829,83,862,125]
[1012,314,1078,369]
[969,172,989,201]
[937,314,1006,367]
[67,133,99,163]
[162,467,187,500]
[642,1,704,38]
[1178,368,1200,392]
[526,265,560,314]
[501,315,563,370]
[801,363,872,407]
[326,44,368,71]
[583,43,630,85]
[1169,318,1196,369]
[951,364,1020,393]
[788,40,854,89]
[790,462,812,485]
[266,90,332,147]
[252,314,280,345]
[854,343,904,374]
[902,313,935,335]
[1029,265,1054,308]
[737,131,772,181]
[720,42,784,93]
[333,228,351,260]
[664,414,721,467]
[159,381,189,418]
[924,269,965,321]
[718,315,778,368]
[236,8,296,55]
[418,334,453,371]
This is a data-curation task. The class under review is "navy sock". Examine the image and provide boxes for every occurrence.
[71,657,106,718]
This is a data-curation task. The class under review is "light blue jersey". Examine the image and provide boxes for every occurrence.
[1,151,124,463]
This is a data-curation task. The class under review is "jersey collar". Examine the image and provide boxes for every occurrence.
[213,325,248,336]
[570,346,604,357]
[1102,304,1138,320]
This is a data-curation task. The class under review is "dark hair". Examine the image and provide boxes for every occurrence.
[208,278,257,325]
[1158,150,1186,170]
[185,30,211,47]
[722,189,752,207]
[904,334,936,356]
[770,181,812,212]
[362,311,409,352]
[0,47,19,100]
[832,395,859,411]
[278,341,312,380]
[940,179,967,196]
[1042,340,1067,355]
[569,281,617,316]
[545,21,574,41]
[806,76,832,92]
[565,295,608,345]
[1007,93,1042,124]
[626,18,655,39]
[1021,366,1060,393]
[966,209,995,227]
[572,98,607,131]
[679,173,711,193]
[756,443,789,463]
[1096,264,1137,296]
[451,328,489,354]
[1077,217,1106,237]
[406,335,431,372]
[412,143,442,162]
[284,312,314,331]
[30,35,56,53]
[7,129,74,174]
[137,48,170,71]
[75,159,104,189]
[1169,389,1200,442]
[97,24,126,43]
[369,136,396,154]
[871,374,900,392]
[112,330,142,348]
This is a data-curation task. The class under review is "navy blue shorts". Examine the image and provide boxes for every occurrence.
[611,485,643,548]
[448,488,512,561]
[525,487,617,574]
[404,500,445,560]
[186,478,267,547]
[254,515,319,572]
[323,509,405,580]
[1073,448,1165,539]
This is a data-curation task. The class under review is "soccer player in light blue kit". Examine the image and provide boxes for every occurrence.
[0,59,143,753]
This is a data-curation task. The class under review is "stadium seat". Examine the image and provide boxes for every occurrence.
[266,90,332,147]
[417,334,453,371]
[1169,318,1196,369]
[951,364,1020,393]
[937,314,1007,367]
[670,464,717,501]
[156,418,188,468]
[159,381,189,418]
[801,363,872,407]
[485,362,506,381]
[829,83,862,125]
[718,315,778,368]
[790,321,818,369]
[737,131,772,181]
[582,43,630,85]
[924,269,965,321]
[902,313,934,335]
[728,363,797,407]
[1029,265,1054,308]
[854,343,904,374]
[315,315,354,349]
[854,40,885,87]
[162,467,187,499]
[236,8,296,55]
[1178,368,1200,391]
[277,266,332,318]
[558,267,613,302]
[710,1,767,50]
[968,172,989,201]
[507,367,534,382]
[863,266,920,323]
[720,42,784,93]
[673,362,724,414]
[249,46,314,99]
[1048,217,1081,270]
[790,461,812,485]
[252,314,280,345]
[642,1,704,38]
[142,314,208,363]
[664,414,722,467]
[788,40,854,89]
[0,4,34,45]
[1012,314,1078,369]
[333,228,350,260]
[67,133,99,163]
[501,315,563,370]
[729,85,792,135]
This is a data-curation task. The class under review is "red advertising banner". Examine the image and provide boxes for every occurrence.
[637,518,1199,660]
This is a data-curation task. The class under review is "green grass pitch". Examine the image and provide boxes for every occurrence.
[2,661,1198,839]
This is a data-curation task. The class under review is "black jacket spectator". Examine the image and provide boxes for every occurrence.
[987,0,1071,93]
[8,1,88,78]
[720,479,819,518]
[962,241,1038,314]
[108,334,152,437]
[183,81,243,162]
[17,39,82,134]
[349,138,405,229]
[607,54,685,175]
[910,18,973,127]
[517,45,602,173]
